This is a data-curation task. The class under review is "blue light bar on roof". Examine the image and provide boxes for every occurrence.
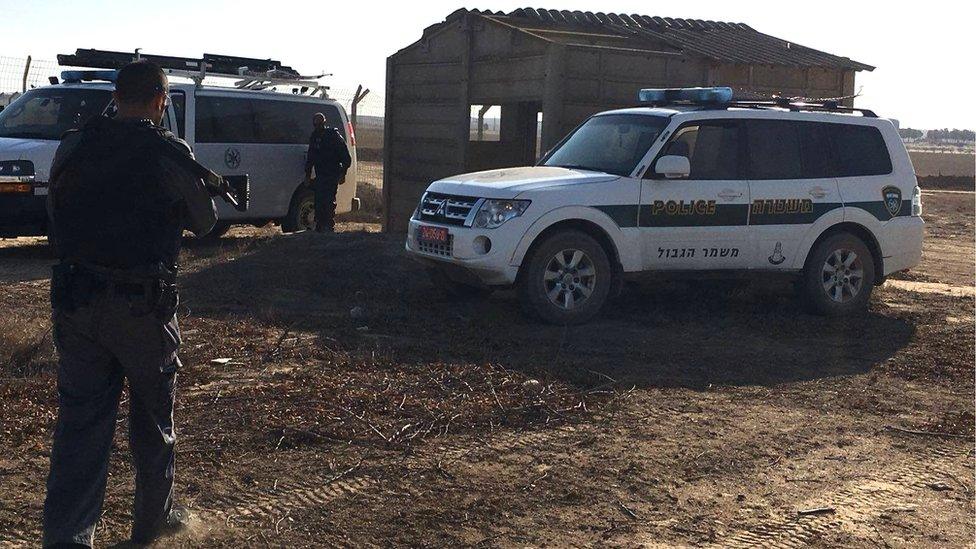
[639,87,733,104]
[60,70,118,83]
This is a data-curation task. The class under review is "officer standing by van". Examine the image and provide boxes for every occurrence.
[305,112,351,232]
[43,61,216,548]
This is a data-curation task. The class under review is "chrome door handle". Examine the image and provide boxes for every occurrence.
[809,187,829,199]
[718,189,743,200]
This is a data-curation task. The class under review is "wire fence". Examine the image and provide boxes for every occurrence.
[0,55,387,189]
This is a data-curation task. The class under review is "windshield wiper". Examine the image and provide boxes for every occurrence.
[549,164,608,173]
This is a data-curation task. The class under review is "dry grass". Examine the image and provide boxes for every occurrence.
[0,303,54,378]
[910,150,976,177]
[336,181,383,223]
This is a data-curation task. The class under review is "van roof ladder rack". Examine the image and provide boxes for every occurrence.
[57,48,329,96]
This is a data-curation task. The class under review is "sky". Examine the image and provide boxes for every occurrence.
[1,0,972,129]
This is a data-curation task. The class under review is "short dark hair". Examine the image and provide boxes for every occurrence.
[115,61,167,104]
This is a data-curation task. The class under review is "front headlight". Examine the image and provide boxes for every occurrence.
[472,199,530,229]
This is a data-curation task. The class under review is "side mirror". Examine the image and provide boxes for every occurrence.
[654,155,691,179]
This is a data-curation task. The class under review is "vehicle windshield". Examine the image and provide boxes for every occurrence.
[541,114,669,176]
[0,88,113,140]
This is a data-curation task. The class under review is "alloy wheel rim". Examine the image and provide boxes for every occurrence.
[821,248,864,303]
[544,248,597,310]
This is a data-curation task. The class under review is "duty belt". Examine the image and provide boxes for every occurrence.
[52,262,178,318]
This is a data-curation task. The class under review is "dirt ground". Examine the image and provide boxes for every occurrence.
[0,191,973,548]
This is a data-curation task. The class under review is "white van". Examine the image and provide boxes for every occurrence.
[0,72,357,237]
[406,88,924,324]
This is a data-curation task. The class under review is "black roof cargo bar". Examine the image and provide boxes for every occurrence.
[57,49,301,78]
[723,99,877,118]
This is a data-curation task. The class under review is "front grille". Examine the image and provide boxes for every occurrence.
[417,234,453,257]
[418,192,479,226]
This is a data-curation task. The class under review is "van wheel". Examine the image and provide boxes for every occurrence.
[800,233,875,316]
[518,230,612,325]
[282,188,315,233]
[427,267,493,299]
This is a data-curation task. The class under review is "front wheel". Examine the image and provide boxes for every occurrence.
[800,233,875,316]
[282,188,316,233]
[199,221,231,241]
[517,230,612,325]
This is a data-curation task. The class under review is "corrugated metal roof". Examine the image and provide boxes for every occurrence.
[449,8,873,71]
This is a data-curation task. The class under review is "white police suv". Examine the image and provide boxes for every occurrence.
[406,87,923,324]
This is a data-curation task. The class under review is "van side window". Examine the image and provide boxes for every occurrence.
[252,101,346,144]
[830,124,892,176]
[745,120,802,180]
[195,96,257,143]
[658,121,741,180]
[797,121,833,179]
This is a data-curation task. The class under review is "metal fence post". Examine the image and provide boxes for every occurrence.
[22,56,31,93]
[350,85,370,134]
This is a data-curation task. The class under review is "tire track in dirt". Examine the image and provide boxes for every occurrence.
[0,427,582,547]
[703,442,971,548]
[199,425,581,535]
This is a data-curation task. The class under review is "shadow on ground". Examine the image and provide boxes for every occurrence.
[0,239,55,283]
[181,230,915,391]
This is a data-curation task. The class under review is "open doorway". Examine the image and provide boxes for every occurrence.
[465,101,542,173]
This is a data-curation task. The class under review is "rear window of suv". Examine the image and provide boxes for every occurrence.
[831,124,892,177]
[743,120,892,179]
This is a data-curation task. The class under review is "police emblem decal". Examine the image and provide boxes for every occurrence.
[768,242,786,265]
[882,186,902,217]
[224,147,241,169]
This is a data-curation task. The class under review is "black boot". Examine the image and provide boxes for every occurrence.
[131,504,191,545]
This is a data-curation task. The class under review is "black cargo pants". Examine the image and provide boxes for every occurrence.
[312,170,342,232]
[43,289,181,548]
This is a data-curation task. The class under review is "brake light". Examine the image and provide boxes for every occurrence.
[0,183,31,194]
[346,121,356,147]
[912,186,922,217]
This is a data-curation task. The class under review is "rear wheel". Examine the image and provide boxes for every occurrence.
[518,230,612,325]
[282,188,315,233]
[800,233,875,316]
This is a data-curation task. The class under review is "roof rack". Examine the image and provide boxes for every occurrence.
[636,87,877,117]
[56,48,330,96]
[720,99,877,118]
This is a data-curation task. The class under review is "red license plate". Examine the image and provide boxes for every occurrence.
[418,225,449,244]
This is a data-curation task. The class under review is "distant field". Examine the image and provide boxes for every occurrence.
[909,150,975,177]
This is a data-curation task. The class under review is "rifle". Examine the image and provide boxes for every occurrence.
[154,138,250,212]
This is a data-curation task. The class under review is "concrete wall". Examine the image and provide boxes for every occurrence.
[385,14,551,231]
[384,20,470,231]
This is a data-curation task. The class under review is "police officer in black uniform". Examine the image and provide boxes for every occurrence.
[43,61,217,548]
[304,112,351,232]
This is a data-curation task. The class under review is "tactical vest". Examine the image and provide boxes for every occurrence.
[49,117,185,270]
